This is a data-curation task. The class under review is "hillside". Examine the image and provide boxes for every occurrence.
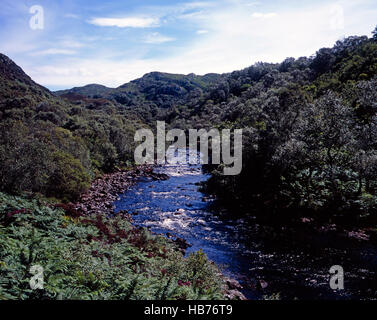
[55,84,112,98]
[0,53,143,201]
[55,71,224,125]
[55,71,223,106]
[198,34,377,227]
[0,53,63,115]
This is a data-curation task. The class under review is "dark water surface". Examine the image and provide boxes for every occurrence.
[114,154,377,300]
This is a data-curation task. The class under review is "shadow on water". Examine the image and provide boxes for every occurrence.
[114,151,377,300]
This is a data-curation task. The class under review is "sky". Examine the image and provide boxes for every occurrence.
[0,0,376,91]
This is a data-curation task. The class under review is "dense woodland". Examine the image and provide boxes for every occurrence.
[0,27,377,299]
[55,28,377,227]
[202,31,377,227]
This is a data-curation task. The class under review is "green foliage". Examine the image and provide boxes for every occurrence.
[0,120,54,195]
[198,31,377,225]
[372,25,377,40]
[48,151,90,201]
[0,53,143,201]
[0,193,225,300]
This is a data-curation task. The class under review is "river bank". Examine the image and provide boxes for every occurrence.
[72,164,247,300]
[73,166,168,216]
[71,160,377,300]
[113,161,377,300]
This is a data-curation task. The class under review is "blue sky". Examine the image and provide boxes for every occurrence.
[0,0,376,90]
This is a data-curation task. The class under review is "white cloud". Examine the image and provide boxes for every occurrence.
[251,12,277,18]
[184,1,214,9]
[196,29,209,34]
[329,4,344,30]
[59,40,85,48]
[179,10,207,20]
[31,48,77,56]
[64,13,80,19]
[143,32,175,44]
[88,17,159,28]
[245,1,261,7]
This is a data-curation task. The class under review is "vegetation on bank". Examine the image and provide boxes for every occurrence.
[0,192,224,299]
[0,53,145,201]
[196,29,377,226]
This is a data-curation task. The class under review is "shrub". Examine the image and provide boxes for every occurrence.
[48,152,90,201]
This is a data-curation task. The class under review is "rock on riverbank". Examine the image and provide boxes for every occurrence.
[73,165,168,216]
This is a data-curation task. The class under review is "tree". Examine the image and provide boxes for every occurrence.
[310,48,336,75]
[48,151,90,200]
[372,25,377,40]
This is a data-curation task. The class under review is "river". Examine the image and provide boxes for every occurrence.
[114,152,377,300]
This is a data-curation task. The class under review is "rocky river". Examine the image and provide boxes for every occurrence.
[113,152,377,300]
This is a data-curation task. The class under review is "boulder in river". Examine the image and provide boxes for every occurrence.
[225,278,243,290]
[173,236,192,251]
[224,289,247,300]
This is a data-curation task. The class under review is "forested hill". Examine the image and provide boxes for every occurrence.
[55,71,224,124]
[1,29,377,226]
[55,30,377,226]
[55,72,223,103]
[54,33,377,131]
[56,84,112,99]
[0,52,144,201]
[201,33,377,226]
[0,53,55,107]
